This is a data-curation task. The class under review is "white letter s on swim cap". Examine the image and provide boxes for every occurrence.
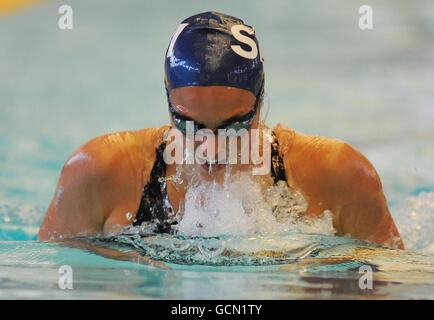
[230,25,258,59]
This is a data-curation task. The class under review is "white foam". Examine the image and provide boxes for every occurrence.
[172,170,336,237]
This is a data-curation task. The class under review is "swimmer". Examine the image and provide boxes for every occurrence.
[38,11,404,249]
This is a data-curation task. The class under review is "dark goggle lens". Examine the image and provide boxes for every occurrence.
[169,106,203,135]
[169,99,259,136]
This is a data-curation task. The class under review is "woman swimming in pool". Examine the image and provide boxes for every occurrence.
[38,11,404,249]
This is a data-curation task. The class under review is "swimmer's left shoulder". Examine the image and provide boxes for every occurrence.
[273,123,381,192]
[99,126,169,153]
[273,123,348,163]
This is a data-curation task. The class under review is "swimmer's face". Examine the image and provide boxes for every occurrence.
[168,86,261,179]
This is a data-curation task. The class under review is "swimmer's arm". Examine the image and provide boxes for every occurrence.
[38,129,161,240]
[330,143,404,249]
[37,147,112,240]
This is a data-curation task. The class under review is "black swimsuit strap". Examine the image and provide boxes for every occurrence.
[270,131,287,183]
[133,141,175,232]
[134,130,286,230]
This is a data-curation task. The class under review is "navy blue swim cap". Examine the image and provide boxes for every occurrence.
[164,11,264,98]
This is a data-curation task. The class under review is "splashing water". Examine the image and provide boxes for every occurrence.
[158,121,336,237]
[121,160,336,239]
[170,168,335,237]
[116,165,339,266]
[394,192,434,253]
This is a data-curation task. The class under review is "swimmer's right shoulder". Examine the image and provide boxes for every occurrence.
[69,126,169,171]
[38,126,169,240]
[62,125,170,202]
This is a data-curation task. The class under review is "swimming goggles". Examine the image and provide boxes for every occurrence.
[167,85,263,136]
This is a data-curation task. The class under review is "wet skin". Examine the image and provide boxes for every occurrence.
[38,86,404,249]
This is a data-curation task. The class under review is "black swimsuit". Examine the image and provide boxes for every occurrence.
[133,131,286,233]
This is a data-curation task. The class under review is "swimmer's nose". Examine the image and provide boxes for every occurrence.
[195,132,227,162]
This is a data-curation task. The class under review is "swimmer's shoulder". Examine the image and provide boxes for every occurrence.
[273,122,348,169]
[65,126,170,184]
[273,123,381,195]
[38,126,169,239]
[273,122,346,153]
[273,124,402,248]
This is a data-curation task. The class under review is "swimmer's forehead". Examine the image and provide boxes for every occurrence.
[169,86,256,123]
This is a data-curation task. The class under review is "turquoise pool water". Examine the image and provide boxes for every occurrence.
[0,0,433,299]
